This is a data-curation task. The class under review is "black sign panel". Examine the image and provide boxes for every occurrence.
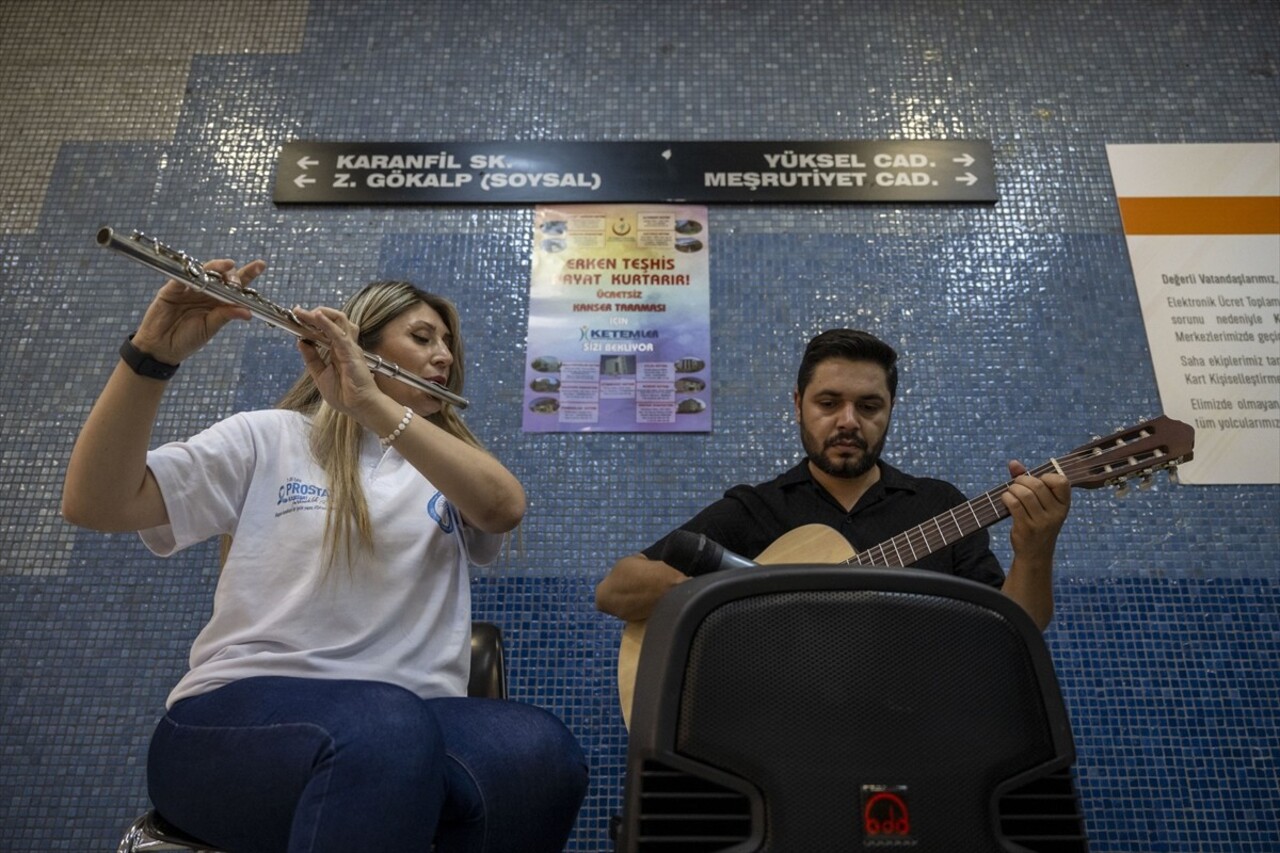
[273,140,996,204]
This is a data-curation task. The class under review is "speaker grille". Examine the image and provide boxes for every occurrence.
[997,768,1090,852]
[673,589,1058,849]
[632,759,752,851]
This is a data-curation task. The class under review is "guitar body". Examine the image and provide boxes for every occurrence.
[613,416,1195,729]
[616,621,645,729]
[756,523,858,565]
[617,524,860,728]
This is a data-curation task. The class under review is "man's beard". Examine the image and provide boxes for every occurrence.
[800,421,885,479]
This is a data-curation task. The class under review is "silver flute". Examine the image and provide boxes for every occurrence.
[96,227,469,409]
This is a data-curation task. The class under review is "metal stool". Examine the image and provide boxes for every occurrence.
[117,621,508,853]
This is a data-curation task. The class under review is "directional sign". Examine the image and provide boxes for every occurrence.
[273,141,996,204]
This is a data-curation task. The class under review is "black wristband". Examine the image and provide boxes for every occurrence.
[119,334,180,380]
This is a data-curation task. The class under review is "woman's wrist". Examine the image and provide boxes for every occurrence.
[359,396,415,444]
[379,406,414,448]
[119,334,180,380]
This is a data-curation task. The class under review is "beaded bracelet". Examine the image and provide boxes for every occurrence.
[380,406,414,448]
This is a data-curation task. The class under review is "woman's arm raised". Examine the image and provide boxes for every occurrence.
[61,259,264,531]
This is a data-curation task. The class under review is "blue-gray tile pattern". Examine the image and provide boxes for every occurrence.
[1,1,1277,849]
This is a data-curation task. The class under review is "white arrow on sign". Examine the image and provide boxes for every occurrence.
[955,172,978,186]
[297,156,319,170]
[952,153,975,167]
[294,175,315,188]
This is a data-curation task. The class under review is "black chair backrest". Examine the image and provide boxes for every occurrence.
[619,565,1087,853]
[468,620,507,700]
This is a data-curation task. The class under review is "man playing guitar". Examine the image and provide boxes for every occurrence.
[596,329,1072,694]
[598,329,1072,630]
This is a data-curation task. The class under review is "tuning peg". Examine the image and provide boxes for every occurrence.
[1167,466,1179,485]
[1115,483,1130,499]
[1139,475,1153,490]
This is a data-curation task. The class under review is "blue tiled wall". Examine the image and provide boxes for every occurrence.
[1,1,1277,850]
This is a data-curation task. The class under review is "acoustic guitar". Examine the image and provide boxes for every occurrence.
[616,416,1195,728]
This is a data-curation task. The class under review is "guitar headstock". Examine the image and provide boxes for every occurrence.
[1058,416,1195,491]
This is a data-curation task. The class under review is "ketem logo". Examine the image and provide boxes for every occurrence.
[861,785,914,847]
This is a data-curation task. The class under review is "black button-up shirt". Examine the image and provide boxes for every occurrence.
[643,460,1005,588]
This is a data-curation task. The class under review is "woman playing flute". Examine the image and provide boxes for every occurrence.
[62,258,587,852]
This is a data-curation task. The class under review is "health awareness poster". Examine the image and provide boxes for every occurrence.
[522,204,711,432]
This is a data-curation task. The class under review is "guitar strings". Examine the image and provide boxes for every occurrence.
[844,432,1177,568]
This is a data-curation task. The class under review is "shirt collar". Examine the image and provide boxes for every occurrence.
[781,458,919,508]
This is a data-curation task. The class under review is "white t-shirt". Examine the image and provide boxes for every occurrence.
[140,409,502,708]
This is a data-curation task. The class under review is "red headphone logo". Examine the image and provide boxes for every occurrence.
[862,788,911,839]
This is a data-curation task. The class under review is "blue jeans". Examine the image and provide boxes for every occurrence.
[147,677,588,853]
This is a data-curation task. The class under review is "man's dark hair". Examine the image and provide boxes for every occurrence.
[796,329,899,401]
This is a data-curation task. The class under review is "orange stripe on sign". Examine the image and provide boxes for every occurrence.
[1117,196,1280,235]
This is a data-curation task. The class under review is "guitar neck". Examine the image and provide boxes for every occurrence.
[846,461,1055,568]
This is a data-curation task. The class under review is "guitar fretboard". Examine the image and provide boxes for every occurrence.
[845,462,1056,568]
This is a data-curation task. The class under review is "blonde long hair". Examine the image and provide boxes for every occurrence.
[275,281,482,565]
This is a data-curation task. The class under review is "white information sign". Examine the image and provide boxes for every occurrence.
[1106,143,1280,484]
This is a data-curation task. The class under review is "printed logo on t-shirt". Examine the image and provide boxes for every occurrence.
[276,476,330,516]
[427,490,457,533]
